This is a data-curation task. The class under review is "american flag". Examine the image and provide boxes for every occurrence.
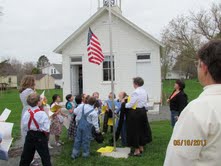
[87,28,104,65]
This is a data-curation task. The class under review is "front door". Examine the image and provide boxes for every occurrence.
[71,65,83,96]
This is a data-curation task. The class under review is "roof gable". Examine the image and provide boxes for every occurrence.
[54,7,164,54]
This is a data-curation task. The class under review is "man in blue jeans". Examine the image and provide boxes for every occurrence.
[71,96,100,159]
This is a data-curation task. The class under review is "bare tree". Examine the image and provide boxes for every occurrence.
[161,2,221,79]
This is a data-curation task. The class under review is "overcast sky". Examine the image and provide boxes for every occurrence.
[0,0,219,64]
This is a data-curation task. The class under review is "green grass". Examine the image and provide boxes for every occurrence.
[162,79,203,104]
[0,80,204,165]
[54,121,172,166]
[0,89,63,140]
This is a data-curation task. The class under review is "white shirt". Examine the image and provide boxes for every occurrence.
[164,84,221,166]
[125,86,148,109]
[22,106,50,132]
[74,104,99,132]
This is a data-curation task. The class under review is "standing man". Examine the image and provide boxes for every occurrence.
[164,40,221,166]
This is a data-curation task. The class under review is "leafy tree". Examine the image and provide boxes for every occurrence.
[32,67,41,74]
[37,55,50,68]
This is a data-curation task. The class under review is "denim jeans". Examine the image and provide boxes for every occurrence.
[72,124,92,158]
[170,110,179,127]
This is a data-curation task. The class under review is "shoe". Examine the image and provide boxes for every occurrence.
[58,140,64,145]
[55,142,61,146]
[31,159,40,166]
[128,152,141,157]
[48,143,53,149]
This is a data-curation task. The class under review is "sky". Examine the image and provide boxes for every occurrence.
[0,0,219,64]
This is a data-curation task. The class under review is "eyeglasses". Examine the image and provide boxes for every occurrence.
[194,60,199,68]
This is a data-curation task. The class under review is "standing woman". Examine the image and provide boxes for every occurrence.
[125,77,152,156]
[167,79,188,127]
[19,75,35,142]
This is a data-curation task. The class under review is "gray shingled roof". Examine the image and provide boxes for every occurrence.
[33,74,47,80]
[52,64,62,74]
[51,74,62,80]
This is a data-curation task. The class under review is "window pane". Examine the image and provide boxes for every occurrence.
[103,55,115,81]
[137,54,150,60]
[103,69,109,81]
[103,61,109,69]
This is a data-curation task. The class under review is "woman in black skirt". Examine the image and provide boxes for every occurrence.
[125,77,152,156]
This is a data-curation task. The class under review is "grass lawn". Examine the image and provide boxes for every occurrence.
[54,121,172,166]
[0,79,204,165]
[162,79,203,104]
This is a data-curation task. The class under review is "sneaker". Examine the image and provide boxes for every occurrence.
[48,143,53,149]
[55,142,61,146]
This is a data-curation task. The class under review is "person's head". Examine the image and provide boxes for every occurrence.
[19,75,35,93]
[88,96,97,106]
[51,94,61,106]
[174,79,185,91]
[85,95,90,104]
[27,93,41,107]
[108,92,116,99]
[92,92,99,100]
[75,95,82,105]
[133,77,144,89]
[66,94,74,102]
[81,94,87,103]
[197,40,221,86]
[118,92,127,100]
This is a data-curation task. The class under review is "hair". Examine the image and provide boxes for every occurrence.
[85,95,90,104]
[133,77,144,86]
[121,92,128,98]
[19,75,35,93]
[50,94,60,106]
[27,93,40,107]
[88,96,97,106]
[92,92,99,96]
[175,79,185,91]
[65,94,72,108]
[75,95,82,105]
[197,40,221,83]
[108,92,116,99]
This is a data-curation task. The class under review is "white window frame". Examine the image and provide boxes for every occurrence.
[102,55,115,82]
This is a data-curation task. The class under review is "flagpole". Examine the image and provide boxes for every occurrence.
[108,0,116,151]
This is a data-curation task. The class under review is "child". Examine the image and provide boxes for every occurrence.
[50,94,68,146]
[71,96,100,159]
[65,94,75,140]
[103,92,118,133]
[19,93,51,166]
[110,92,128,146]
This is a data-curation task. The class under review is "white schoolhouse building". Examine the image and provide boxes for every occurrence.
[54,0,163,112]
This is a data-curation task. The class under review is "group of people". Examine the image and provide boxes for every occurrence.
[18,75,152,165]
[16,39,221,166]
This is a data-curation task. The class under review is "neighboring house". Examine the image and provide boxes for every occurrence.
[166,70,187,80]
[42,64,63,88]
[42,64,62,75]
[51,74,63,88]
[54,1,163,112]
[0,63,17,88]
[33,74,55,90]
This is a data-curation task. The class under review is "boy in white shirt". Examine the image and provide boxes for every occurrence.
[19,93,51,166]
